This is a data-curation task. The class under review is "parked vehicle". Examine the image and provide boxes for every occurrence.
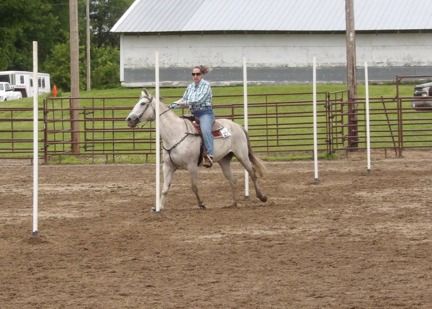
[0,82,22,102]
[412,81,432,110]
[0,71,51,98]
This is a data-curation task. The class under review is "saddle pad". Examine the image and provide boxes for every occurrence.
[192,120,231,138]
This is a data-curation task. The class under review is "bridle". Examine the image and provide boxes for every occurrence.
[136,95,154,122]
[137,95,171,123]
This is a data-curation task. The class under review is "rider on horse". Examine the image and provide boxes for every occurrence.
[169,65,215,168]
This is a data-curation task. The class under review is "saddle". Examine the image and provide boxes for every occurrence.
[182,115,230,138]
[181,115,231,168]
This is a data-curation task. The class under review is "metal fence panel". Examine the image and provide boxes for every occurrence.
[1,91,431,162]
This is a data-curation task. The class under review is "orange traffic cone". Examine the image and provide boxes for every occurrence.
[52,84,58,97]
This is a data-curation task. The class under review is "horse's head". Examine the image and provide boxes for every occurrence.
[126,89,155,128]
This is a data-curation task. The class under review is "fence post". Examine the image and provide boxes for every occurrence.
[325,92,332,155]
[43,98,48,164]
[397,96,403,157]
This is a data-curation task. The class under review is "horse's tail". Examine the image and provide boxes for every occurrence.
[243,128,266,178]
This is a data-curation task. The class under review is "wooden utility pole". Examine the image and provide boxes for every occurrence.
[345,0,358,149]
[69,0,80,154]
[86,0,91,90]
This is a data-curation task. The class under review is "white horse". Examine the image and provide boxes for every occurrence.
[126,90,267,210]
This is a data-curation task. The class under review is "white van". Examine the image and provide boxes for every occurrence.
[0,71,51,98]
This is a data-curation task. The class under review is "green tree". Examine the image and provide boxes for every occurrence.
[90,0,134,47]
[0,0,64,70]
[91,46,120,88]
[0,0,133,89]
[44,43,86,91]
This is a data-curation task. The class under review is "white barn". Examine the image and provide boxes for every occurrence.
[111,0,432,86]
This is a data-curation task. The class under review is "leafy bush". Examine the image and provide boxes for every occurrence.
[43,43,120,91]
[91,46,120,89]
[43,43,74,91]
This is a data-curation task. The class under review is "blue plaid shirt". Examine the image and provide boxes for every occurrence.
[182,79,212,113]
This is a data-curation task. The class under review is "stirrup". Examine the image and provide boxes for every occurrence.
[203,155,213,168]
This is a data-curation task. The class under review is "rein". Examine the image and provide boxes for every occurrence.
[138,97,171,127]
[159,108,171,117]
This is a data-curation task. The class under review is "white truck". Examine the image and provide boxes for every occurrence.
[0,71,51,98]
[0,82,22,102]
[412,81,432,110]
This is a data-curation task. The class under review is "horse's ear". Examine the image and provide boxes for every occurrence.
[142,88,150,97]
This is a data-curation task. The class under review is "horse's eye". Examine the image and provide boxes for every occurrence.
[140,98,151,106]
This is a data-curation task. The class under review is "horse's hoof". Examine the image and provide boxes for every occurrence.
[222,202,237,209]
[198,203,206,209]
[151,207,162,213]
[258,195,268,203]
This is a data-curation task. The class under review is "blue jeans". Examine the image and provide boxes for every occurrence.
[194,110,215,156]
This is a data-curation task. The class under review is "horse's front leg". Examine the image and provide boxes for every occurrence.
[160,160,176,211]
[189,166,205,209]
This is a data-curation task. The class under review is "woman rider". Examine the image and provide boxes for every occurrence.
[169,65,215,168]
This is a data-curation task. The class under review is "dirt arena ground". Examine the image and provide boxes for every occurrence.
[1,152,431,308]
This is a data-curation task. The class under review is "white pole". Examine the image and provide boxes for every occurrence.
[313,57,319,183]
[32,41,39,236]
[154,51,161,212]
[243,57,250,198]
[365,62,371,172]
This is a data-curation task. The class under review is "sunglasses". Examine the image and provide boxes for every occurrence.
[191,72,201,76]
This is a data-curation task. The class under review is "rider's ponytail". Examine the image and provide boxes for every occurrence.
[194,65,209,75]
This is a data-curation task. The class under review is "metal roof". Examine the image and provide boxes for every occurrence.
[112,0,432,33]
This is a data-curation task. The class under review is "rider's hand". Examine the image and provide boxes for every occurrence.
[172,99,187,107]
[168,103,177,109]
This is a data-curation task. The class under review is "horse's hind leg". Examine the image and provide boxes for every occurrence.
[237,155,267,203]
[218,154,238,207]
[189,166,206,209]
